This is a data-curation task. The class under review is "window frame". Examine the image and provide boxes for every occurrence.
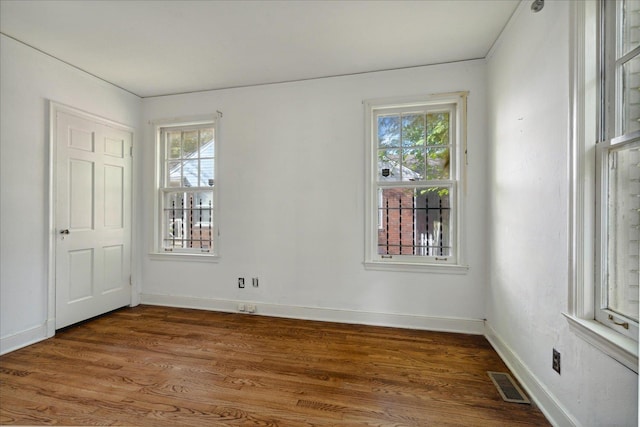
[151,115,220,261]
[595,134,640,342]
[567,0,638,372]
[364,92,468,273]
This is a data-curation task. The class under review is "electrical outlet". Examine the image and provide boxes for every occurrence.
[552,349,561,374]
[252,277,259,287]
[246,304,256,313]
[238,303,246,312]
[238,278,245,288]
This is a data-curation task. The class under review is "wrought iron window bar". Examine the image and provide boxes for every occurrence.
[163,195,213,251]
[378,195,451,256]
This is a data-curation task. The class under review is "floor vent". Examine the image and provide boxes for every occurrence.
[487,371,530,404]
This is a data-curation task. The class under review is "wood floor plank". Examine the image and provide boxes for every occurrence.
[0,305,550,426]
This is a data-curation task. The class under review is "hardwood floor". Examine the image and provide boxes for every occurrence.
[0,305,550,426]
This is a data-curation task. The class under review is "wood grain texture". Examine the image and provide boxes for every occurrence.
[0,305,550,426]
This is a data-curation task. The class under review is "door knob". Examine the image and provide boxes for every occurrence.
[60,229,70,235]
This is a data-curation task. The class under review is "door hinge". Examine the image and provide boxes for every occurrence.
[129,275,132,286]
[130,145,133,157]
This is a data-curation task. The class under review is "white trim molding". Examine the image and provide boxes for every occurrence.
[363,260,469,274]
[0,322,51,356]
[140,293,485,335]
[564,313,638,373]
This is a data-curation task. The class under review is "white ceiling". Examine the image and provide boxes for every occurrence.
[0,0,520,98]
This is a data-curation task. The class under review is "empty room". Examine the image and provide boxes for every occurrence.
[0,0,638,425]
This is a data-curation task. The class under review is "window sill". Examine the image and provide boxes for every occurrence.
[149,252,219,263]
[363,261,469,274]
[563,313,638,373]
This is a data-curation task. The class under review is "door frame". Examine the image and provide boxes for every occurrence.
[47,101,137,338]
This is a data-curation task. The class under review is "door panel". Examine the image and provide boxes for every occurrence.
[69,127,94,152]
[68,249,94,302]
[104,164,124,228]
[55,110,132,329]
[103,245,124,293]
[69,159,94,229]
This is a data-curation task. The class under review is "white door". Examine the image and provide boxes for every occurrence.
[55,110,132,329]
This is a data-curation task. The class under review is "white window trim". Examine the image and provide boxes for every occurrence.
[566,0,638,372]
[363,92,468,273]
[150,114,220,261]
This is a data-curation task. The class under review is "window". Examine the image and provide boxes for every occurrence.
[567,0,638,372]
[596,0,639,342]
[598,141,640,339]
[154,117,218,257]
[364,93,467,271]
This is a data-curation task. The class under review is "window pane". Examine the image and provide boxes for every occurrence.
[182,130,199,158]
[200,128,214,149]
[402,148,425,181]
[607,145,640,322]
[621,0,640,57]
[426,147,451,179]
[378,115,400,148]
[193,191,213,225]
[621,54,640,135]
[378,149,401,181]
[167,161,181,187]
[168,131,181,159]
[426,112,450,146]
[401,114,425,147]
[164,192,186,249]
[199,131,215,158]
[201,158,214,187]
[377,187,452,256]
[183,160,198,187]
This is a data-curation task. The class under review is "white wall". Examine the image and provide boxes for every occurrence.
[141,61,488,332]
[486,2,637,426]
[0,35,142,353]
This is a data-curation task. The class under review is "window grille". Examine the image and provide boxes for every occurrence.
[377,187,452,257]
[163,192,213,251]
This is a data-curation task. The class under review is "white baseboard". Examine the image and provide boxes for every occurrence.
[484,323,580,427]
[140,293,485,335]
[0,321,51,355]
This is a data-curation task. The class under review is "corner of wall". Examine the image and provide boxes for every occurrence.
[484,321,579,427]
